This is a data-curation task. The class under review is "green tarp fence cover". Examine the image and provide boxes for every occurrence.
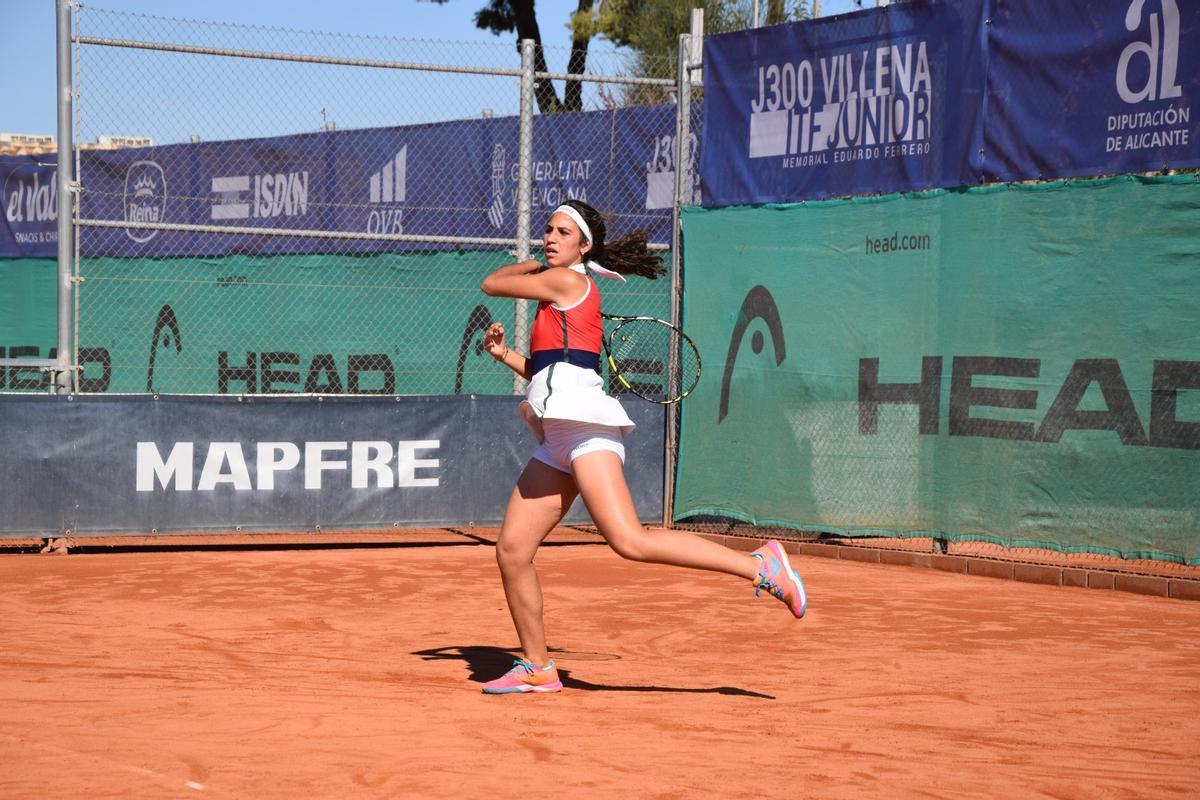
[678,175,1200,564]
[0,250,669,395]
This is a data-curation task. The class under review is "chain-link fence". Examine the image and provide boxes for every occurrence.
[65,5,696,398]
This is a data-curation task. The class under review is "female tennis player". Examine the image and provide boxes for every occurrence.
[478,200,806,695]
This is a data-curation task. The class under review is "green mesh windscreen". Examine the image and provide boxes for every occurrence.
[678,175,1200,564]
[1,250,669,395]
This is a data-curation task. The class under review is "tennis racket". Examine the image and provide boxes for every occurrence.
[601,312,701,405]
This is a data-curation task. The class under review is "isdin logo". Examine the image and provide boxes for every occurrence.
[211,171,309,221]
[124,160,166,243]
[1117,0,1182,103]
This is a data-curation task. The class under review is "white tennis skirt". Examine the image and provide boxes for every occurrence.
[519,362,635,444]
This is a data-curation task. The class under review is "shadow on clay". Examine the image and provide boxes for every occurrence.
[412,644,775,699]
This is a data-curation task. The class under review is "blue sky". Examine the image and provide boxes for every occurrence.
[2,0,582,136]
[3,0,868,138]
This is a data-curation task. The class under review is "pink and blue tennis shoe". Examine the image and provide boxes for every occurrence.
[751,540,807,618]
[482,658,563,694]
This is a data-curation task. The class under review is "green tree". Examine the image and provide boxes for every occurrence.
[423,0,811,112]
[424,0,595,113]
[574,0,810,104]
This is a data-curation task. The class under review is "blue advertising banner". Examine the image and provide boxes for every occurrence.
[70,104,680,259]
[0,394,665,536]
[983,0,1200,181]
[1,155,58,258]
[700,0,988,206]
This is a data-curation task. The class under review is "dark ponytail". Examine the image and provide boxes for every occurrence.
[562,199,666,280]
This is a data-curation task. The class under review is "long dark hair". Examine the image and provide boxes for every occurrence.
[562,199,666,280]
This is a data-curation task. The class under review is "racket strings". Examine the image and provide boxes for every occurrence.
[608,319,700,403]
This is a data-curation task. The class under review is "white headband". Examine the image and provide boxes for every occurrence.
[550,204,626,282]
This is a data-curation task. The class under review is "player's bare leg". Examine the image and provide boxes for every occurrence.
[570,450,760,578]
[494,459,578,668]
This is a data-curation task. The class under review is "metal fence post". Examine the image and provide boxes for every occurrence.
[512,38,536,394]
[55,0,76,394]
[663,28,695,528]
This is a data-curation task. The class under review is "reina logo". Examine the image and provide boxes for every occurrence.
[124,160,166,243]
[367,145,407,235]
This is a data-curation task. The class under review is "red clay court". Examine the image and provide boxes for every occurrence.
[2,529,1198,799]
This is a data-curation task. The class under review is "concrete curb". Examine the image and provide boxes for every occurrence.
[696,533,1199,602]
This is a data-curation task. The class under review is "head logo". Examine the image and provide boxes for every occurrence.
[146,303,182,391]
[488,144,507,229]
[1117,0,1182,103]
[124,160,166,242]
[366,145,406,235]
[454,304,497,394]
[719,285,786,423]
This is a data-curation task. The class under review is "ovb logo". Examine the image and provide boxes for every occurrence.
[367,145,407,235]
[1117,0,1182,103]
[124,160,166,243]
